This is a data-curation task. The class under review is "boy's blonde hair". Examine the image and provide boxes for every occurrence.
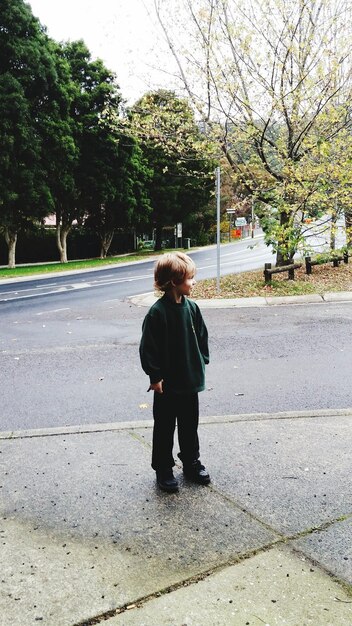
[154,252,196,292]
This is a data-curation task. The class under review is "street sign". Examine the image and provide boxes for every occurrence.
[235,217,247,226]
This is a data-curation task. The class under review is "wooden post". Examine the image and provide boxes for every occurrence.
[333,258,339,267]
[344,251,349,264]
[305,256,312,275]
[264,263,272,283]
[288,266,295,280]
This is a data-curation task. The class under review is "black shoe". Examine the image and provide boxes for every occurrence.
[156,469,179,492]
[183,460,210,485]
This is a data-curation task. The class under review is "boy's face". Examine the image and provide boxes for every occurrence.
[174,272,196,297]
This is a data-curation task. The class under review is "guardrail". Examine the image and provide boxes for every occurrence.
[264,262,302,283]
[305,252,349,275]
[264,250,351,283]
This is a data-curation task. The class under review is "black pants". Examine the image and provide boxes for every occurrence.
[152,390,200,471]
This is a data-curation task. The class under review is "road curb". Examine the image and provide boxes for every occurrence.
[130,291,352,308]
[1,407,351,440]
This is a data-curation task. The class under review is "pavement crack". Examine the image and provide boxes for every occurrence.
[208,484,285,540]
[204,487,352,550]
[288,544,352,598]
[73,530,352,626]
[127,429,152,449]
[285,511,352,541]
[71,543,282,626]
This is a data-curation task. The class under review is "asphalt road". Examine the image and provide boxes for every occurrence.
[1,293,352,432]
[0,237,272,312]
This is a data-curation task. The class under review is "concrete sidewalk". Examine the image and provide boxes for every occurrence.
[1,408,352,625]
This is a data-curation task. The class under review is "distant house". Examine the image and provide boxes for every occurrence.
[43,214,78,228]
[43,214,56,227]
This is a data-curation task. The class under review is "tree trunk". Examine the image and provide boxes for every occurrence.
[4,228,17,269]
[276,249,288,267]
[154,224,163,251]
[345,211,352,247]
[100,231,114,259]
[330,208,338,250]
[276,211,293,267]
[56,223,71,263]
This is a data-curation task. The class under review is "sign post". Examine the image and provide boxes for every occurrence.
[177,222,182,248]
[226,208,235,241]
[216,167,221,293]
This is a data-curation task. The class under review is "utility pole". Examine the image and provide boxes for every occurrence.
[216,166,221,292]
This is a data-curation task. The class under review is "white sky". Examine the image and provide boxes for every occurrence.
[27,0,176,102]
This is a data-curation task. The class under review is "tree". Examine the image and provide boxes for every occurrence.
[303,131,352,251]
[85,132,152,258]
[54,40,124,262]
[39,40,78,261]
[0,0,56,267]
[154,0,352,264]
[129,90,215,250]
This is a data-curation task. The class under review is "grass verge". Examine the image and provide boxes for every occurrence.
[0,250,166,279]
[192,262,352,299]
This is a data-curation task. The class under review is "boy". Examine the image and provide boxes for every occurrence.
[139,251,210,492]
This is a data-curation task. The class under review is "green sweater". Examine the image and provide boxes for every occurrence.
[139,294,209,394]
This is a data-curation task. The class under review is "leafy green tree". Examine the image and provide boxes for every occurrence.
[129,90,215,250]
[84,132,152,258]
[39,40,78,261]
[55,40,123,262]
[155,0,352,264]
[300,131,352,252]
[0,0,56,267]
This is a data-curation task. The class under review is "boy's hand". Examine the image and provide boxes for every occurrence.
[148,380,163,394]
